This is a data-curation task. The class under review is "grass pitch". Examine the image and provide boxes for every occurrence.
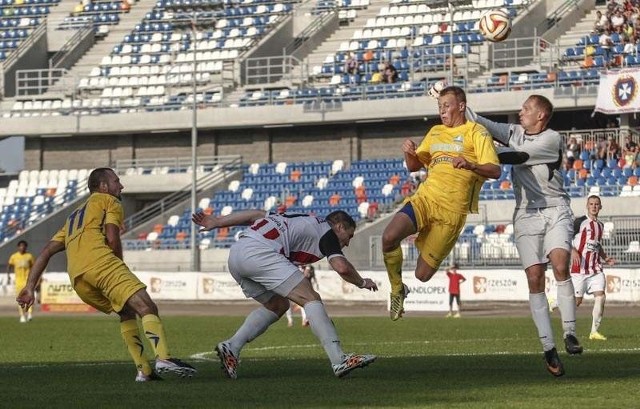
[2,314,639,409]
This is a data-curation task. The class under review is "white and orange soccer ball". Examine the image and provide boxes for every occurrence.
[478,9,512,43]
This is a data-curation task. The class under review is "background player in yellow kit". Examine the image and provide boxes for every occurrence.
[381,86,501,320]
[7,240,35,322]
[16,168,196,382]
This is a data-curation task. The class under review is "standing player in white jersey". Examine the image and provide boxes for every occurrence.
[192,209,378,378]
[571,195,615,341]
[462,94,583,377]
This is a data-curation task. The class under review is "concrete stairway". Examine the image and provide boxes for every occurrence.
[46,0,84,50]
[42,0,159,95]
[303,0,391,72]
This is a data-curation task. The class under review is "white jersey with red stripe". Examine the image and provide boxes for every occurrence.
[240,212,343,265]
[571,215,604,275]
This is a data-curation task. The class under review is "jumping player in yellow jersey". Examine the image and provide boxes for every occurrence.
[382,86,501,320]
[16,168,196,382]
[7,240,35,322]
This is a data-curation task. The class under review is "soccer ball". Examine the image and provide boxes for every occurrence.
[479,9,512,42]
[428,80,446,99]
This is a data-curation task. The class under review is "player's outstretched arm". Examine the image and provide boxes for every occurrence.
[192,209,266,231]
[466,107,512,146]
[16,240,65,310]
[328,256,378,291]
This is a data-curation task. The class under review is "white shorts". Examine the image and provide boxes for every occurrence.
[228,237,305,303]
[513,205,574,270]
[571,272,606,298]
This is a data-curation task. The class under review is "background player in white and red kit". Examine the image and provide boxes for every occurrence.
[571,195,615,341]
[192,209,378,378]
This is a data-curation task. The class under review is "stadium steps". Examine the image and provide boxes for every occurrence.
[46,0,88,50]
[303,0,390,70]
[121,158,244,240]
[36,0,159,99]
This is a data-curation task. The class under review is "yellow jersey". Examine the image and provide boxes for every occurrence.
[52,193,125,279]
[414,121,499,214]
[8,251,35,284]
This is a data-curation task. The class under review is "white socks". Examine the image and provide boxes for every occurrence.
[592,295,605,333]
[304,300,344,365]
[556,279,577,337]
[228,307,279,356]
[529,292,555,352]
[285,307,293,324]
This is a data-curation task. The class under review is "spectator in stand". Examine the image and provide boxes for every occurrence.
[290,169,301,182]
[623,36,636,55]
[623,144,637,168]
[566,137,581,168]
[624,134,637,151]
[597,135,608,161]
[329,192,341,206]
[344,52,359,85]
[611,9,626,31]
[383,62,398,83]
[594,10,608,33]
[599,28,615,67]
[608,136,621,160]
[370,70,384,84]
[623,22,634,39]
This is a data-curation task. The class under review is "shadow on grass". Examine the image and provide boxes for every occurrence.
[2,353,640,409]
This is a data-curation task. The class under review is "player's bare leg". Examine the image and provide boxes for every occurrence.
[382,211,416,320]
[548,249,582,355]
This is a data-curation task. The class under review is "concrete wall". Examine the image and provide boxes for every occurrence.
[4,32,49,97]
[0,88,601,138]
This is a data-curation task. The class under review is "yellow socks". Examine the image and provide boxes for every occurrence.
[120,320,152,375]
[141,314,171,360]
[383,246,404,294]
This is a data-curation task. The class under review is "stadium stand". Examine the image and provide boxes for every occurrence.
[3,0,298,114]
[122,140,640,252]
[0,168,90,242]
[58,0,130,31]
[0,0,59,61]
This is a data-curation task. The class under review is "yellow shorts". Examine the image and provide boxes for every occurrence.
[73,260,146,314]
[15,279,26,294]
[406,195,467,270]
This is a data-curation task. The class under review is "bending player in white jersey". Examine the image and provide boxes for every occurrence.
[571,195,615,341]
[192,209,378,378]
[462,94,583,377]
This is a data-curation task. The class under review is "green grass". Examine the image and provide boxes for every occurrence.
[2,315,640,408]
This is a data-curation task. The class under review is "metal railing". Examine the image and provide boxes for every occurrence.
[122,155,243,232]
[489,36,559,70]
[15,69,68,96]
[243,54,309,86]
[115,155,239,174]
[368,214,640,270]
[1,20,47,71]
[49,24,95,69]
